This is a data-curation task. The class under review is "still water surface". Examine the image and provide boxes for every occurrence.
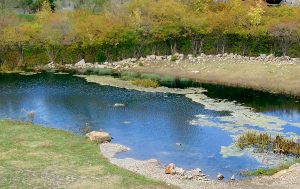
[0,73,299,179]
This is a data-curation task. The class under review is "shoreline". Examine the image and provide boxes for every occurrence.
[100,142,300,189]
[125,60,300,97]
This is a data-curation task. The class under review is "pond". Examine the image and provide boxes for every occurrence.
[0,73,299,180]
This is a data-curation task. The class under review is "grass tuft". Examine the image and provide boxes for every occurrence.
[237,131,300,156]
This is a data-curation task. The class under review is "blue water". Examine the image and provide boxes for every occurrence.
[0,73,299,180]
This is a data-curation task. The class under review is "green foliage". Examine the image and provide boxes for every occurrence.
[1,0,300,67]
[131,79,160,88]
[171,55,178,61]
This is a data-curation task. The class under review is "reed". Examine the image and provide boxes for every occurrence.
[236,131,300,156]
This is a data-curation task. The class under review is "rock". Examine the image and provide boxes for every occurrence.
[259,54,267,59]
[45,62,55,69]
[75,59,86,67]
[114,103,126,107]
[230,175,235,181]
[191,169,201,177]
[86,131,112,143]
[174,167,185,176]
[165,163,176,174]
[131,58,137,62]
[217,173,224,180]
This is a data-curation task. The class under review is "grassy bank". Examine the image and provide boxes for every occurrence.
[0,120,173,189]
[129,60,300,97]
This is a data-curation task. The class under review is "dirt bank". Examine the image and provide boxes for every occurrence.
[126,60,300,97]
[101,143,300,189]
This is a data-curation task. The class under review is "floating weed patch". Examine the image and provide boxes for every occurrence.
[237,131,300,156]
[131,79,160,88]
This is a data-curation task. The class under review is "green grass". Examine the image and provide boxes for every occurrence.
[140,73,161,81]
[120,71,140,80]
[0,120,173,189]
[241,159,300,176]
[131,79,160,88]
[83,68,113,76]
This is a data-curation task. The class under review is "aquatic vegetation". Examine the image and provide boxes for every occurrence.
[131,79,160,88]
[237,131,272,151]
[236,131,300,156]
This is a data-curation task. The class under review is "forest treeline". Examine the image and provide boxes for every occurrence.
[1,0,300,68]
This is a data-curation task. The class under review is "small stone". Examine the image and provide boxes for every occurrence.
[114,103,126,107]
[217,173,224,180]
[165,163,176,174]
[230,175,235,181]
[174,167,185,176]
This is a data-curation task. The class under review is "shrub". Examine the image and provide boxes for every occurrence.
[171,55,178,61]
[131,79,160,88]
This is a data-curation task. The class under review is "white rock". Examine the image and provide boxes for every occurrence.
[230,175,235,181]
[114,103,126,107]
[75,59,85,67]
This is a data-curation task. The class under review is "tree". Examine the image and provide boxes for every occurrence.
[1,21,40,66]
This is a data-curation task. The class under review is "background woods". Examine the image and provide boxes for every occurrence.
[1,0,300,68]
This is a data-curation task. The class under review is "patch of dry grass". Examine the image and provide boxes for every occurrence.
[0,120,173,189]
[129,60,300,96]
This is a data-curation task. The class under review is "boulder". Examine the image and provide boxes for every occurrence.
[86,131,112,143]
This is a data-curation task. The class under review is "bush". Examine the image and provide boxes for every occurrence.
[171,55,178,61]
[131,79,160,88]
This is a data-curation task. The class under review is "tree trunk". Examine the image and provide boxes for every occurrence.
[18,46,24,66]
[198,38,204,54]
